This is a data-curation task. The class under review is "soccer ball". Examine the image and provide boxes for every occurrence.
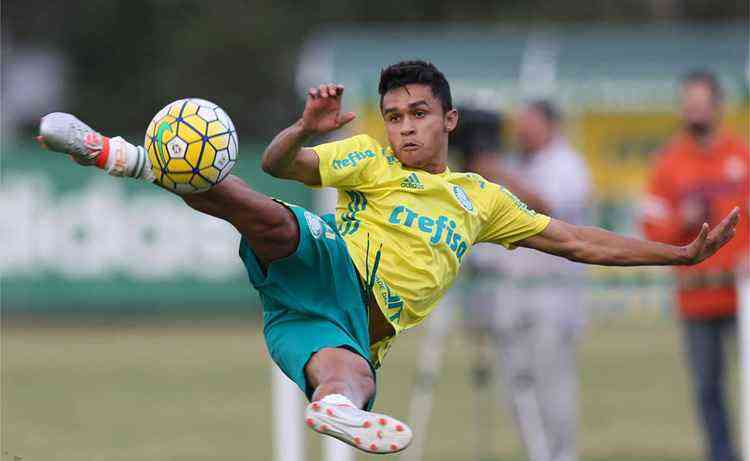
[144,98,238,193]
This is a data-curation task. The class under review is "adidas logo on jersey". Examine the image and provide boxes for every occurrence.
[400,172,424,190]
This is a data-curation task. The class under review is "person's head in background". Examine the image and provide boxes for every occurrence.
[515,99,562,156]
[680,70,724,142]
[449,107,502,173]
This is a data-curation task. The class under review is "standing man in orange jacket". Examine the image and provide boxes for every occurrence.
[642,70,749,461]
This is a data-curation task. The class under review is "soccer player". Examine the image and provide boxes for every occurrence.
[38,60,739,455]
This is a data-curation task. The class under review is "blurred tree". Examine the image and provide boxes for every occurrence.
[2,0,748,141]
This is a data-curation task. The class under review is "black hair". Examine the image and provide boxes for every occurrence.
[526,99,562,124]
[378,60,453,114]
[682,69,724,103]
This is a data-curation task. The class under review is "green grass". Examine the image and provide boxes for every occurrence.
[1,315,739,461]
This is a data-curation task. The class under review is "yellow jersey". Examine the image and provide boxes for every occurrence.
[311,134,550,366]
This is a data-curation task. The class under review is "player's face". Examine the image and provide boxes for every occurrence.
[680,82,721,136]
[381,84,457,172]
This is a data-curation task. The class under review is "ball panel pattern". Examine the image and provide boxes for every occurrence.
[144,98,238,193]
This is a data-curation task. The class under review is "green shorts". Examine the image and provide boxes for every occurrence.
[238,202,375,410]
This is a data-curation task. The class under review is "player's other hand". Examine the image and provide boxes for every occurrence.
[300,84,357,136]
[682,207,740,265]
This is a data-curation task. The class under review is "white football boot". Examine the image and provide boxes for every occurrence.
[38,112,153,180]
[38,112,106,164]
[305,394,413,454]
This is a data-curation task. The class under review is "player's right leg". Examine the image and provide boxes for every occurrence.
[180,176,298,264]
[37,112,297,264]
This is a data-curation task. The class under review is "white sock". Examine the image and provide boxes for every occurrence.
[320,394,357,407]
[104,137,155,182]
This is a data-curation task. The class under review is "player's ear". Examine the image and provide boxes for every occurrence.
[444,108,458,133]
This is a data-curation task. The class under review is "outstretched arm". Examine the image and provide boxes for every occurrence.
[261,83,356,186]
[517,207,740,266]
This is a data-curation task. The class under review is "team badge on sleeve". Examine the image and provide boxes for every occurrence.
[452,185,476,214]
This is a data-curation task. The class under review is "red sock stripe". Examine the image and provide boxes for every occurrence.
[95,136,110,169]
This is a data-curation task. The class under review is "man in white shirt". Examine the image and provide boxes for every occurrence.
[467,100,591,461]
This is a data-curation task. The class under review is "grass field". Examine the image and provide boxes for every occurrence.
[1,314,739,461]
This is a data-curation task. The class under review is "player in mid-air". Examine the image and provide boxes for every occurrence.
[38,60,739,455]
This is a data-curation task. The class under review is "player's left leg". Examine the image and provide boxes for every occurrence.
[302,347,412,454]
[305,347,375,408]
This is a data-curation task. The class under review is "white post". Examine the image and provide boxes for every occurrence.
[322,437,356,461]
[272,364,305,461]
[316,186,356,461]
[401,299,454,461]
[739,274,750,460]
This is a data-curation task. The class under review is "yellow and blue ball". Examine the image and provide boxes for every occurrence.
[145,98,238,193]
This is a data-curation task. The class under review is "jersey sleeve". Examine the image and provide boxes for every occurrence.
[476,184,551,249]
[310,134,384,189]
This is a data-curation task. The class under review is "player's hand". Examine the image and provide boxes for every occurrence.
[300,84,356,135]
[682,207,740,265]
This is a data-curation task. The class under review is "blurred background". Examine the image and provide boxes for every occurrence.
[2,1,748,460]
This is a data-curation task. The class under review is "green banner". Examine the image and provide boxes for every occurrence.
[1,142,313,312]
